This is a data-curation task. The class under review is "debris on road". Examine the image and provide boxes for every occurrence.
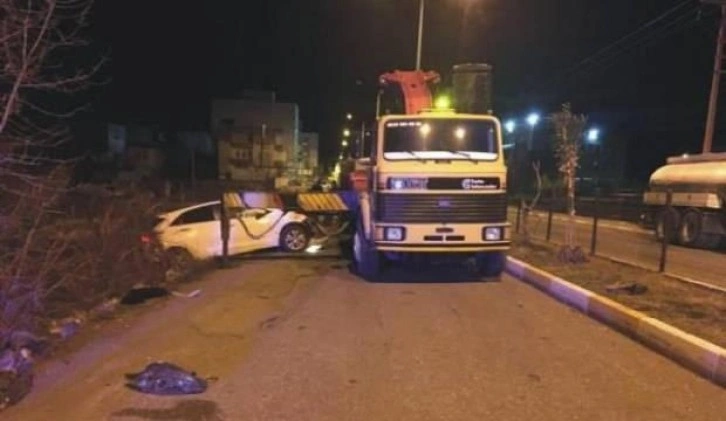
[171,289,202,299]
[605,282,648,295]
[49,315,85,340]
[0,348,34,410]
[121,286,202,305]
[124,362,209,395]
[121,287,171,305]
[90,298,120,319]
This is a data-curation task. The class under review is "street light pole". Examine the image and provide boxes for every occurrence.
[416,0,425,70]
[702,2,726,153]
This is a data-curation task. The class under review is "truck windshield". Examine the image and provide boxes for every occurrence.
[382,118,499,161]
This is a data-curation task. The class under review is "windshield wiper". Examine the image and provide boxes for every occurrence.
[447,150,478,163]
[405,151,428,162]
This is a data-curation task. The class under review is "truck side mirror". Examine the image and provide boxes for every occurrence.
[358,157,375,166]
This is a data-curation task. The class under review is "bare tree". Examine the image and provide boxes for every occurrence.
[0,0,103,329]
[0,0,104,194]
[519,160,542,243]
[550,103,588,263]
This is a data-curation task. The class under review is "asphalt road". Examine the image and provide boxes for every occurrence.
[4,257,726,421]
[509,208,726,289]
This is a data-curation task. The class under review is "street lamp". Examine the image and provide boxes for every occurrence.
[504,120,516,134]
[587,128,600,144]
[346,113,353,121]
[342,139,349,147]
[526,113,540,151]
[343,128,351,137]
[526,113,540,127]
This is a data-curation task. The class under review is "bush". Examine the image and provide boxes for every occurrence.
[0,181,170,336]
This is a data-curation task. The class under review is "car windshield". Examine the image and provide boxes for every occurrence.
[382,118,499,161]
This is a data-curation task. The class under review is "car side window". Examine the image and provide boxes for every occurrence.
[171,205,217,226]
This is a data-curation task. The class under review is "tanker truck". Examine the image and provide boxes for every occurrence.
[642,152,726,249]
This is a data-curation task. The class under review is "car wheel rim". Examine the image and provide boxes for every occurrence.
[285,229,307,251]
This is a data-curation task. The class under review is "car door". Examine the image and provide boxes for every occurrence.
[236,208,285,252]
[165,204,220,259]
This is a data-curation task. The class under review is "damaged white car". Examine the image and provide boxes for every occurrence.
[145,201,313,267]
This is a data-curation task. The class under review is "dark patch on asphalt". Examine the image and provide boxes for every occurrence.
[528,373,542,382]
[259,316,281,330]
[297,325,306,331]
[348,379,358,385]
[257,294,270,300]
[400,290,416,295]
[111,399,224,420]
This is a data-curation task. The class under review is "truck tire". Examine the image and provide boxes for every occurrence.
[475,251,506,279]
[678,210,720,249]
[353,218,381,281]
[655,208,679,243]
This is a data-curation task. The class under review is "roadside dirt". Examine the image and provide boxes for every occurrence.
[510,238,726,349]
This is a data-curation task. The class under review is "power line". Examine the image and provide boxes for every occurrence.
[562,0,694,79]
[564,8,705,89]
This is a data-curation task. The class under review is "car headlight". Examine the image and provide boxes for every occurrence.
[388,177,428,190]
[384,227,405,241]
[483,227,502,241]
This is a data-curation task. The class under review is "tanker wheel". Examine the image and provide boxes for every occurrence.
[655,208,680,244]
[678,210,721,249]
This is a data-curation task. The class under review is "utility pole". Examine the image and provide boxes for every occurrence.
[416,0,425,70]
[358,122,366,158]
[702,1,726,153]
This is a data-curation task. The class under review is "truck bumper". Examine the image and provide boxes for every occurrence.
[373,222,511,253]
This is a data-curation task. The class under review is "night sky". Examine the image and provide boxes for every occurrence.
[84,0,724,181]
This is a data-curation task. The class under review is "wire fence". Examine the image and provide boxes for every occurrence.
[509,190,726,291]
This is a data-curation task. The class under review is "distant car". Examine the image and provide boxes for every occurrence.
[144,201,313,268]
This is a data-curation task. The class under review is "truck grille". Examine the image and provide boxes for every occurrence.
[376,193,507,223]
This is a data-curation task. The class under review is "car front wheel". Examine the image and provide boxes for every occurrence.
[280,224,310,252]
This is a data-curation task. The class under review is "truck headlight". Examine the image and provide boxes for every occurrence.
[483,227,502,241]
[384,227,405,241]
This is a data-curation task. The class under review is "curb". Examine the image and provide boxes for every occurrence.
[505,256,726,387]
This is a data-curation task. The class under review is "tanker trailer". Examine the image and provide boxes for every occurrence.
[642,152,726,249]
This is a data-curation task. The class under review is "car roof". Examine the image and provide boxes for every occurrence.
[159,200,220,219]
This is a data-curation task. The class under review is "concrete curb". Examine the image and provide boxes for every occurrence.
[505,256,726,387]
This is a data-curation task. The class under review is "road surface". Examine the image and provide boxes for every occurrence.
[4,257,726,421]
[509,208,726,289]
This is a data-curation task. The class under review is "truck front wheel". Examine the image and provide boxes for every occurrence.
[475,251,506,279]
[353,219,381,281]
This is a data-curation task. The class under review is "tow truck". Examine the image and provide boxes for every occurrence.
[219,63,511,280]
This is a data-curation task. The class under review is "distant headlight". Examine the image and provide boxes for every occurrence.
[483,227,502,241]
[388,177,428,190]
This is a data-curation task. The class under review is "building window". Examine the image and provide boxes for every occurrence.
[233,150,250,160]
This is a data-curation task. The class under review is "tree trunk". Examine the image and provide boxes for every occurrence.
[565,171,576,246]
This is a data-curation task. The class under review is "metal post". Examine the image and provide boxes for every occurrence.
[658,190,673,273]
[220,193,230,268]
[703,4,726,153]
[515,199,522,234]
[416,0,424,70]
[376,90,382,118]
[546,188,554,241]
[590,188,600,256]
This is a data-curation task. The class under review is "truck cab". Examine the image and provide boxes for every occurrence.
[353,108,510,279]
